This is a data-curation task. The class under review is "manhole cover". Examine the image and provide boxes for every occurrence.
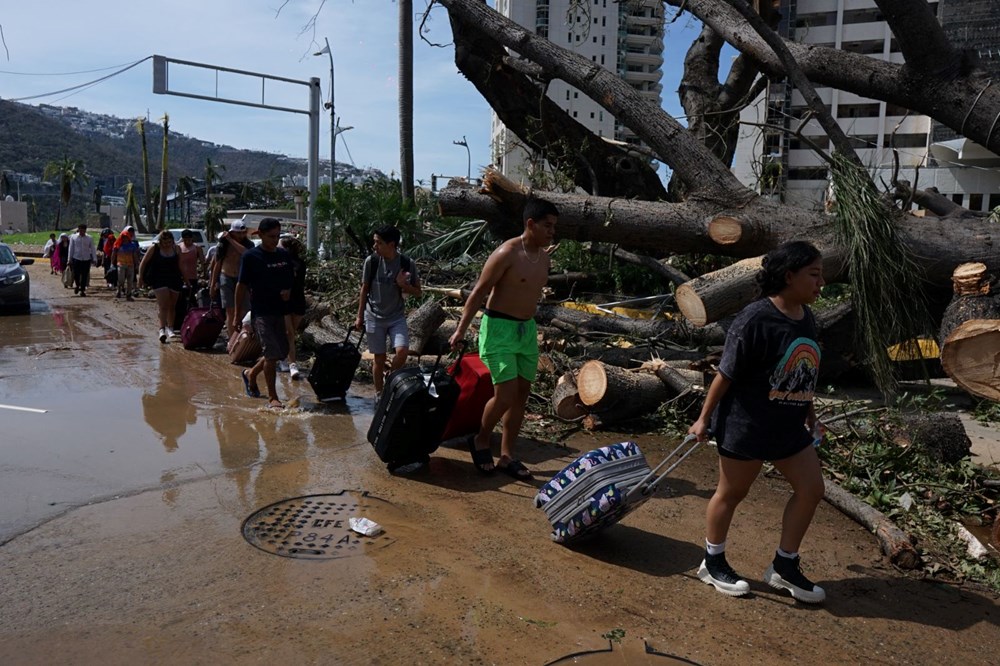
[242,491,396,560]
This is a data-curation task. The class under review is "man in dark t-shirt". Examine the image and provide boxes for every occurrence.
[235,218,295,409]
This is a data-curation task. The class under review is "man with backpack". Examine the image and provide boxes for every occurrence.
[354,226,421,400]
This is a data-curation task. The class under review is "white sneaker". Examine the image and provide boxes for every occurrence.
[167,327,179,338]
[277,360,290,373]
[158,328,167,344]
[288,362,301,379]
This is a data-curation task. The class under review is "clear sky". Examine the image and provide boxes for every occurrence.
[0,1,704,185]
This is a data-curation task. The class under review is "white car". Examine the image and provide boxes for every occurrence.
[137,229,210,254]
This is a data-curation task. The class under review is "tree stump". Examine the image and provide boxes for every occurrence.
[939,263,1000,401]
[576,360,669,427]
[551,372,586,421]
[407,299,448,355]
[887,412,971,464]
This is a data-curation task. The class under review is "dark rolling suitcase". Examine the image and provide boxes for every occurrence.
[534,435,700,544]
[366,358,459,472]
[307,330,364,401]
[180,306,226,350]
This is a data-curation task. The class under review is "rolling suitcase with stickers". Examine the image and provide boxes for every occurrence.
[307,330,364,401]
[534,435,700,544]
[367,356,460,472]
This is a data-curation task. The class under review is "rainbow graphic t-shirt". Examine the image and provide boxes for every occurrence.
[711,298,821,459]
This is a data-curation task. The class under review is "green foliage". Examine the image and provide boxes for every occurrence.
[972,400,1000,425]
[551,240,671,295]
[601,628,626,644]
[829,152,933,397]
[893,388,949,412]
[819,414,1000,590]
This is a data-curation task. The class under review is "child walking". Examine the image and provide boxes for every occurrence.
[689,240,827,604]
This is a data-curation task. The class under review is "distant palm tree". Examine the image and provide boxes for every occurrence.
[43,157,89,229]
[399,0,414,205]
[135,117,154,234]
[156,114,170,230]
[204,158,226,236]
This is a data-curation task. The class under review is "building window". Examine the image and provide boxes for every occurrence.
[574,92,579,98]
[788,167,829,181]
[600,55,605,65]
[590,112,595,119]
[970,193,984,211]
[989,193,1000,211]
[838,103,881,118]
[601,35,605,46]
[885,134,927,148]
[952,193,964,205]
[566,90,570,101]
[573,111,578,118]
[602,16,606,27]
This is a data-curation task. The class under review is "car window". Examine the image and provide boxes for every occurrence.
[0,245,16,264]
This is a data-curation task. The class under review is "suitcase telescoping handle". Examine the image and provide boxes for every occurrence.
[624,434,701,504]
[342,327,366,350]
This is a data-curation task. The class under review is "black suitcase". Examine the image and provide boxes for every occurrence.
[366,358,460,472]
[308,330,364,401]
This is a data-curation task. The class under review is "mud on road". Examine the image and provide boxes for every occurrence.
[0,262,998,665]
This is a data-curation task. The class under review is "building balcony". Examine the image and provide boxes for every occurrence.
[623,69,663,84]
[623,52,664,68]
[624,33,659,48]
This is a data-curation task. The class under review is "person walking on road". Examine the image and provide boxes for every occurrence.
[42,233,56,274]
[235,218,295,409]
[137,230,184,343]
[112,227,140,301]
[279,235,307,380]
[354,226,421,400]
[448,198,559,480]
[67,224,97,297]
[55,233,72,288]
[211,220,255,339]
[689,240,827,604]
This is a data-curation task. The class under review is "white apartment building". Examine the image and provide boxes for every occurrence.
[732,0,1000,212]
[491,0,665,180]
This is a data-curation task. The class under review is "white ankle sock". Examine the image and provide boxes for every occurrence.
[705,539,726,556]
[777,547,798,559]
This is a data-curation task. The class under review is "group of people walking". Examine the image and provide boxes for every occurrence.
[42,200,830,604]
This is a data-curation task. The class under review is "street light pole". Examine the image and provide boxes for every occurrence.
[314,39,336,187]
[453,135,470,181]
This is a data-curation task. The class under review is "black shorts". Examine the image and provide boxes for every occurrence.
[252,315,290,361]
[718,438,811,462]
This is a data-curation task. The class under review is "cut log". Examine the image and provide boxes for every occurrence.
[651,363,704,395]
[951,262,989,296]
[886,412,971,464]
[535,303,726,346]
[576,360,669,412]
[407,299,448,355]
[939,266,1000,401]
[822,479,922,570]
[552,372,586,421]
[576,343,708,369]
[675,257,763,327]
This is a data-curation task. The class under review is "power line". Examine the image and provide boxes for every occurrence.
[6,57,152,103]
[0,60,145,76]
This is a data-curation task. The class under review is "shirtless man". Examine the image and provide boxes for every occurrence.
[210,220,255,336]
[449,197,559,479]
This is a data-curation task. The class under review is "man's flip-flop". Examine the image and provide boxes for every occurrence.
[467,436,495,475]
[498,458,532,480]
[241,370,261,398]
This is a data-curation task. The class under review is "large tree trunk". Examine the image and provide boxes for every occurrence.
[939,264,1000,401]
[406,299,447,356]
[439,184,1000,325]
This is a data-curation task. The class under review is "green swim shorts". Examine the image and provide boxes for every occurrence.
[478,311,538,384]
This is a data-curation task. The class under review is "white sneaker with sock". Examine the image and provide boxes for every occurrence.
[288,362,301,379]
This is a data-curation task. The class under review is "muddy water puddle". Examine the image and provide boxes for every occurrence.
[0,302,376,543]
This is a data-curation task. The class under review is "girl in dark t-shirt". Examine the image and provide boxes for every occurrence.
[688,241,828,605]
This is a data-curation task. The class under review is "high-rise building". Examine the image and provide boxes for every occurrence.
[732,0,1000,212]
[491,0,665,180]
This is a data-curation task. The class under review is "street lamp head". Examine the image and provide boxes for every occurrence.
[453,138,468,147]
[313,44,331,57]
